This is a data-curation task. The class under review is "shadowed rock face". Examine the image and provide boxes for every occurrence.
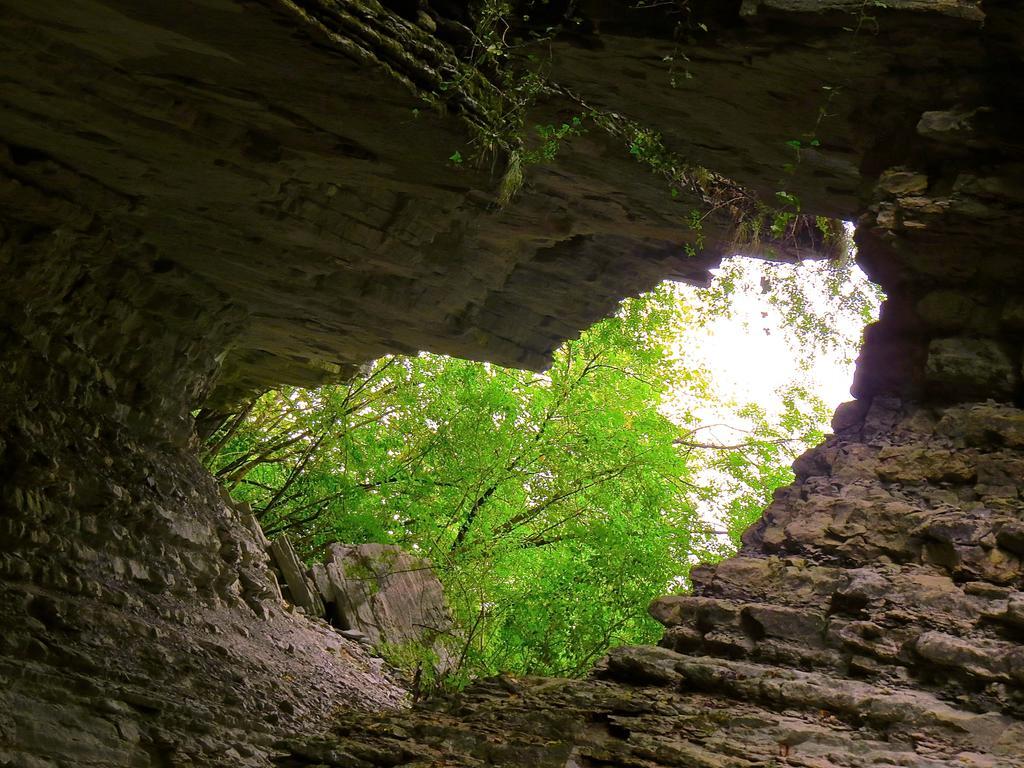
[318,544,454,655]
[0,0,782,414]
[2,0,1024,766]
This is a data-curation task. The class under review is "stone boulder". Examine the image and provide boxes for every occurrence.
[268,534,325,618]
[318,544,456,674]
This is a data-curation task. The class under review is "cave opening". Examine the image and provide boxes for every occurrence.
[201,250,882,689]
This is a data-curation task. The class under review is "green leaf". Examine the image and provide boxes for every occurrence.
[774,190,800,210]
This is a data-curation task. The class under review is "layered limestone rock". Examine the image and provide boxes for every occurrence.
[278,648,1024,767]
[313,543,455,670]
[0,411,408,766]
[2,0,1024,766]
[267,537,457,673]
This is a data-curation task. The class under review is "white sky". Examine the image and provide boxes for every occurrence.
[678,282,851,411]
[665,255,879,435]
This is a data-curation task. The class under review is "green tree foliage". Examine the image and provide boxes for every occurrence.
[203,260,879,686]
[681,390,832,549]
[677,254,881,543]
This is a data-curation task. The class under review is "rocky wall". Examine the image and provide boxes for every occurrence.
[0,0,821,408]
[0,239,407,765]
[1,0,1024,766]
